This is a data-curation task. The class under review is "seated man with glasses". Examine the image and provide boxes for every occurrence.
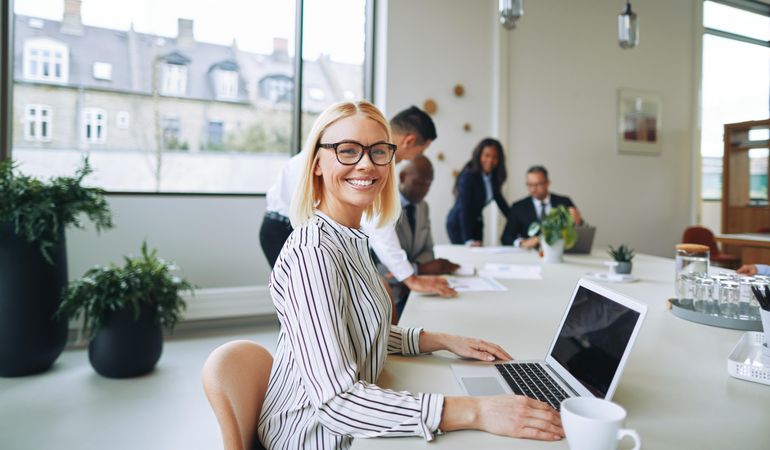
[501,165,582,248]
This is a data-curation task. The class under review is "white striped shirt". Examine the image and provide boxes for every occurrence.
[258,212,444,449]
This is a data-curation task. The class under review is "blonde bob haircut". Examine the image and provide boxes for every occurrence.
[289,100,400,228]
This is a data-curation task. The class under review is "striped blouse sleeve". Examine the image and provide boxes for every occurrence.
[387,325,423,355]
[280,245,444,440]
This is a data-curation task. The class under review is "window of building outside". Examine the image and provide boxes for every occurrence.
[701,0,770,200]
[23,38,68,82]
[161,63,188,96]
[10,0,371,193]
[24,104,52,141]
[82,108,107,143]
[161,116,184,150]
[207,121,225,148]
[215,70,239,100]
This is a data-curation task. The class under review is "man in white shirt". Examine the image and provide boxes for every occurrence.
[259,106,456,297]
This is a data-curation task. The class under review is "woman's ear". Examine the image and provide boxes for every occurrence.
[313,153,323,176]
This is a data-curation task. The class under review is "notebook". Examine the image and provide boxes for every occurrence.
[564,225,597,254]
[451,278,647,410]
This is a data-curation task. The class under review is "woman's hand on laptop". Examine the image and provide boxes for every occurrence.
[419,332,512,361]
[439,396,563,441]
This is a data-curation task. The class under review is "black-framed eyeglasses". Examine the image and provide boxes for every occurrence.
[318,140,397,166]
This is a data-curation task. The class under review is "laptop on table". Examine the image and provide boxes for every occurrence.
[451,278,647,410]
[564,225,597,254]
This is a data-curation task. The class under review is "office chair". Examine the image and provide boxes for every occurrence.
[202,340,273,450]
[681,226,740,268]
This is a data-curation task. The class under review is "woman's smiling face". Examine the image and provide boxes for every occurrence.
[314,114,392,227]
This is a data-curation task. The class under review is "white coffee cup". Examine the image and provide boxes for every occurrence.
[561,397,641,450]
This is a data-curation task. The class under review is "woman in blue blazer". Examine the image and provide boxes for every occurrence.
[446,138,510,245]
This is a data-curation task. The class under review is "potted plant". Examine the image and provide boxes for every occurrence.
[608,244,635,274]
[528,205,578,263]
[56,242,194,378]
[0,158,112,377]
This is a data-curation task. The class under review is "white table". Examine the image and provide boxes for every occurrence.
[352,246,770,449]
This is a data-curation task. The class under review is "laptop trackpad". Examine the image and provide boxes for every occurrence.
[462,377,506,396]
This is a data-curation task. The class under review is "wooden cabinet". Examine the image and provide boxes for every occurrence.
[722,119,770,233]
[720,119,770,263]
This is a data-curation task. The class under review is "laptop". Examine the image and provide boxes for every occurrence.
[451,278,647,410]
[564,225,597,254]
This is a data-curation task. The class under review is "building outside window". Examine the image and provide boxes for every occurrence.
[207,121,225,148]
[260,75,293,104]
[24,104,52,142]
[162,116,186,150]
[23,38,68,82]
[82,108,106,143]
[701,0,770,201]
[9,0,371,193]
[215,69,239,100]
[161,63,188,97]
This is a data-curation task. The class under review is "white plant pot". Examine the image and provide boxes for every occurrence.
[542,239,564,263]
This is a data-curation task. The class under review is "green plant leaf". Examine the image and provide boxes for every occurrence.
[55,243,194,338]
[0,157,113,264]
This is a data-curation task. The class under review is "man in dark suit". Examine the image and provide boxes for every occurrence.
[377,155,459,321]
[501,165,582,248]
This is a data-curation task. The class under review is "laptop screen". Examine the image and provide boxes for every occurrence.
[549,285,641,398]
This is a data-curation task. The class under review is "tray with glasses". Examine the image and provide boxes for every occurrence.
[668,272,767,331]
[668,298,762,331]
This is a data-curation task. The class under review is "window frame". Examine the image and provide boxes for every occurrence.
[22,37,68,83]
[23,103,51,142]
[82,107,107,144]
[0,0,377,194]
[700,0,770,202]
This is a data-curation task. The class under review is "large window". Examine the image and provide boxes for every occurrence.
[701,0,770,200]
[9,0,372,193]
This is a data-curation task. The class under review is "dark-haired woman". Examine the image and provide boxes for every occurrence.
[446,138,510,245]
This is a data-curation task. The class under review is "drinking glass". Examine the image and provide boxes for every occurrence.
[718,280,739,318]
[694,277,714,313]
[675,244,709,308]
[737,277,755,319]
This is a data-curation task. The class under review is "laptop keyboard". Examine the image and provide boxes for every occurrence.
[495,362,570,411]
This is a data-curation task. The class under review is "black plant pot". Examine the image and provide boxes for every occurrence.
[89,304,163,378]
[0,223,68,377]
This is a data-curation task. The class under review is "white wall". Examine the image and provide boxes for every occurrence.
[67,195,271,288]
[382,0,499,245]
[384,0,698,257]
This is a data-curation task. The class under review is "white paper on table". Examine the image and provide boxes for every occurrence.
[479,263,543,280]
[470,246,528,254]
[446,276,508,292]
[452,265,476,276]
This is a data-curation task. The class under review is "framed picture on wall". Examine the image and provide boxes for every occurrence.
[618,89,662,155]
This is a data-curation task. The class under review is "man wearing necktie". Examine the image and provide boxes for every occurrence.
[376,155,460,321]
[501,165,583,248]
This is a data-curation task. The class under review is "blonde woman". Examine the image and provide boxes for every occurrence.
[257,101,563,449]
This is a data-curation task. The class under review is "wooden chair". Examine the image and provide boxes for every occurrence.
[202,340,273,450]
[681,226,741,268]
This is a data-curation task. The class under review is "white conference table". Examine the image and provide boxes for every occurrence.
[352,245,769,450]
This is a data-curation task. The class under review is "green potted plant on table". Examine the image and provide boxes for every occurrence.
[608,244,635,274]
[0,159,112,377]
[57,243,194,378]
[528,205,577,263]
